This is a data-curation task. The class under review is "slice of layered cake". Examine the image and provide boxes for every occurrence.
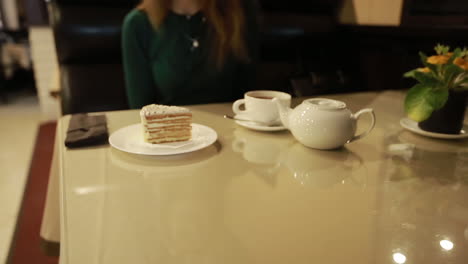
[140,104,192,144]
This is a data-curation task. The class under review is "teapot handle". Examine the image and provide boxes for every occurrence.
[349,108,376,143]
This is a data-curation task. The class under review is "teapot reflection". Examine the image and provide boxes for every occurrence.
[284,143,363,188]
[232,129,364,188]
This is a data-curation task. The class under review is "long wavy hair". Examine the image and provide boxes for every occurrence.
[138,0,249,67]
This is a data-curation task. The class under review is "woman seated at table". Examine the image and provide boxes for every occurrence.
[122,0,258,108]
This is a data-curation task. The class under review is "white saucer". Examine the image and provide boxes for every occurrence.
[400,118,468,140]
[234,115,287,132]
[109,123,218,155]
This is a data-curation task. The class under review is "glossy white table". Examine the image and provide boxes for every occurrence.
[42,91,468,264]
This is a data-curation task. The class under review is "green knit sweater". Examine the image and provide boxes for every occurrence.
[122,5,257,108]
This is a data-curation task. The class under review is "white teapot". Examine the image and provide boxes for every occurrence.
[273,98,375,150]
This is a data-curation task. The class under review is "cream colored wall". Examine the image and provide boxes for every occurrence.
[340,0,404,26]
[1,0,20,30]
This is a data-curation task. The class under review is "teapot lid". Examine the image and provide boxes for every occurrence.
[305,98,346,110]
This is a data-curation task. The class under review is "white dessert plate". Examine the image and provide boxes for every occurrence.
[400,118,468,140]
[109,123,218,155]
[234,114,287,132]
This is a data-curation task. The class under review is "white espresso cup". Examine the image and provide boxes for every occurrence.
[232,90,291,124]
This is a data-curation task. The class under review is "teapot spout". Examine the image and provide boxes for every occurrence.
[272,98,292,128]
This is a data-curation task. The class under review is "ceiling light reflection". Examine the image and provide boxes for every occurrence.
[440,240,454,251]
[74,185,115,195]
[392,253,406,264]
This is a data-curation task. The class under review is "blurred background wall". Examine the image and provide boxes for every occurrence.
[340,0,404,26]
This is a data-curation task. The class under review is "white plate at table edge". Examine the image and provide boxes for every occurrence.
[400,118,468,139]
[234,114,287,132]
[109,123,218,155]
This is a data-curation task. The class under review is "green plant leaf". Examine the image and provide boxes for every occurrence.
[448,48,462,64]
[419,52,428,65]
[419,52,427,64]
[435,44,450,54]
[404,84,449,122]
[457,77,468,86]
[443,64,465,84]
[460,47,468,57]
[428,88,449,110]
[413,71,440,85]
[403,69,417,78]
[405,85,432,122]
[454,78,468,90]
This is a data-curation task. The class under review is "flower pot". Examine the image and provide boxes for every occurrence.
[418,90,468,134]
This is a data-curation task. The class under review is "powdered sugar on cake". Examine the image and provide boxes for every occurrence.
[140,104,190,116]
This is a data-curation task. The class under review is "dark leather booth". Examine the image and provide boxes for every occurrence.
[51,0,355,115]
[256,1,364,97]
[50,0,468,115]
[51,0,139,114]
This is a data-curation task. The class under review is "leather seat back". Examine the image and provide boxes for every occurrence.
[51,0,138,114]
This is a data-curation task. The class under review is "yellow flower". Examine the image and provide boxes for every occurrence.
[427,55,450,64]
[454,57,468,70]
[417,67,431,73]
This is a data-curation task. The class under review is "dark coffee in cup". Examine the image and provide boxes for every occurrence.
[252,95,274,100]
